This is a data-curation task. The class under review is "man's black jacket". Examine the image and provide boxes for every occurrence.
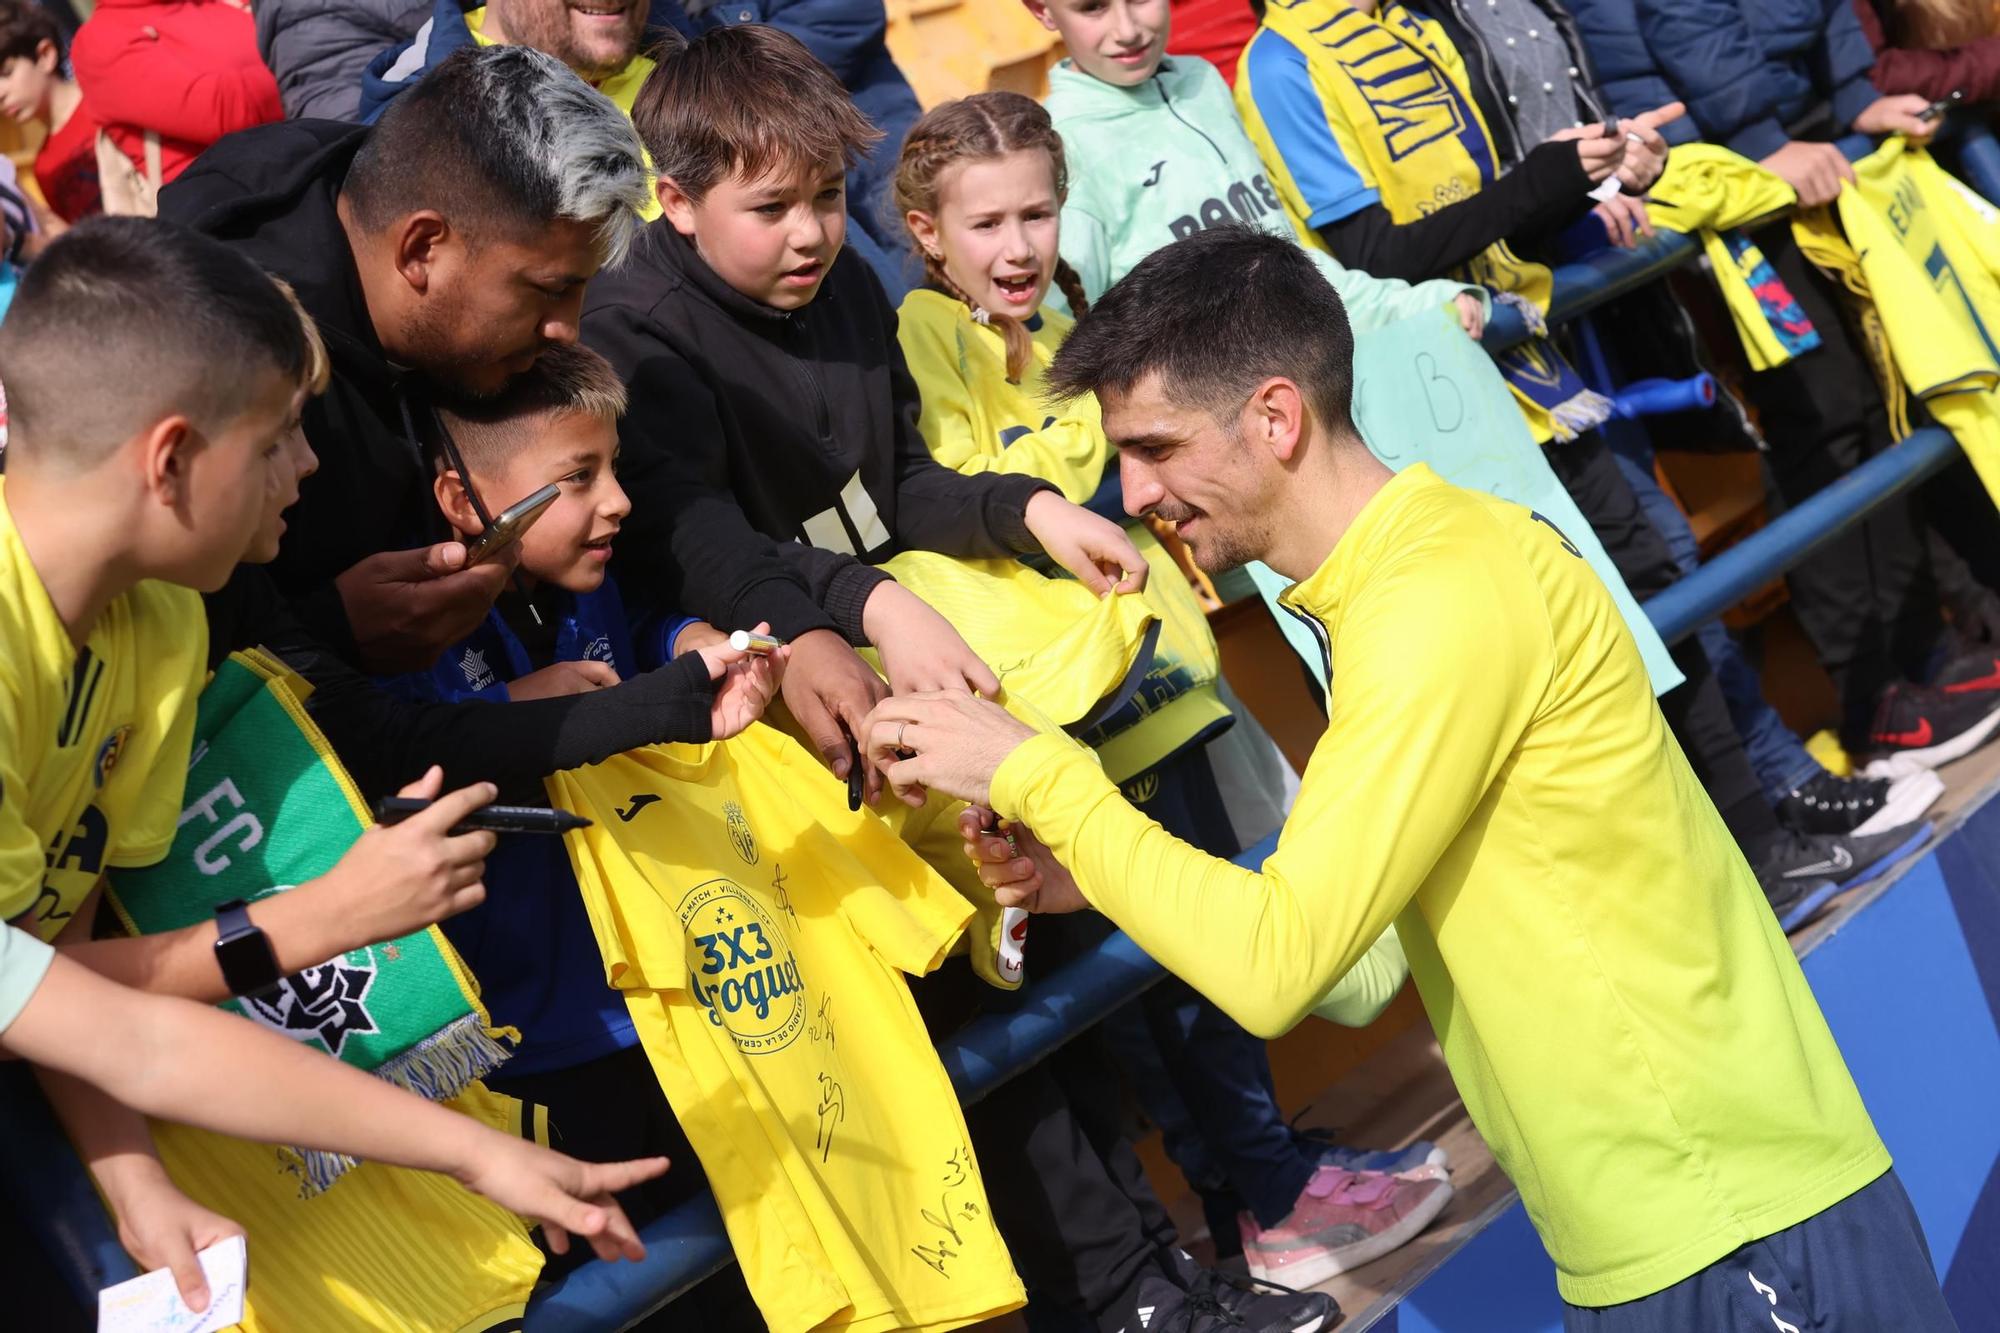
[160,120,450,660]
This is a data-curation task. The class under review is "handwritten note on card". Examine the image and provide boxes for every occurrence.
[98,1235,246,1333]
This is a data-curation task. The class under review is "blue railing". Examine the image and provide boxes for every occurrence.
[7,125,1993,1330]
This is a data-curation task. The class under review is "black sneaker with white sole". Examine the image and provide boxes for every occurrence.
[1106,1268,1246,1333]
[1866,681,2000,768]
[1162,1248,1339,1333]
[1748,823,1933,929]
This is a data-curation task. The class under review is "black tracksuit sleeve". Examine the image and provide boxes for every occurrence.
[1316,139,1596,282]
[877,283,1054,559]
[203,567,717,805]
[588,302,888,642]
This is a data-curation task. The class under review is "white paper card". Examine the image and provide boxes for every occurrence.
[97,1234,247,1333]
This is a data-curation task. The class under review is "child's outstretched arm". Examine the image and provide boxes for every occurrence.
[58,768,497,1005]
[4,944,668,1262]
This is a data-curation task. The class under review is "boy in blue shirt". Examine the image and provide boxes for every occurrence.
[390,342,783,1241]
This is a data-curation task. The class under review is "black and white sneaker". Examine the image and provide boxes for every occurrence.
[1775,769,1943,837]
[1105,1267,1245,1333]
[1162,1248,1339,1333]
[1748,823,1933,931]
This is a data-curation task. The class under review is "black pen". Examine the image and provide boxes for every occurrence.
[374,797,593,835]
[846,738,864,811]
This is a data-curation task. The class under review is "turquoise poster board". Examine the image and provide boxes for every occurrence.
[1249,308,1683,697]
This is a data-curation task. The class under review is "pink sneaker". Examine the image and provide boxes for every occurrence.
[1241,1167,1453,1289]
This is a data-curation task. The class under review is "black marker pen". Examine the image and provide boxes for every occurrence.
[374,797,593,835]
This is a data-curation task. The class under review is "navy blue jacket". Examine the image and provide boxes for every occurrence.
[1564,0,1882,158]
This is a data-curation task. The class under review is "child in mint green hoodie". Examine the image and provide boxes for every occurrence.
[1028,0,1484,333]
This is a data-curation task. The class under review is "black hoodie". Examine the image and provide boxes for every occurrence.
[581,222,1055,643]
[163,122,719,798]
[159,120,438,661]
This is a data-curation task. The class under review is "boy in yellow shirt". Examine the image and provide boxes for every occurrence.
[867,225,1956,1330]
[0,216,668,1309]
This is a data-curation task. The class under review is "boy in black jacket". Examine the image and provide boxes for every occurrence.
[581,24,1148,800]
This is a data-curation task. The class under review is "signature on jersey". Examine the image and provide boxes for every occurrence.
[911,1147,984,1278]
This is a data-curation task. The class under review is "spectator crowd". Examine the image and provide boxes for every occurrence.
[0,0,1996,1328]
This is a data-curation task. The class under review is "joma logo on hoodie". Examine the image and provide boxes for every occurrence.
[1168,175,1283,240]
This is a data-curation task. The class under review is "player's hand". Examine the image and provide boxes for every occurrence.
[1759,139,1854,207]
[112,1170,245,1314]
[335,542,517,674]
[311,767,496,942]
[694,623,785,739]
[957,806,1089,914]
[1855,93,1939,143]
[861,691,1039,808]
[454,1135,668,1263]
[1593,192,1655,249]
[509,659,620,701]
[1024,491,1148,596]
[1453,291,1486,339]
[781,630,890,804]
[863,582,1001,697]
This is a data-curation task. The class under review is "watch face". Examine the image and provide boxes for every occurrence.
[216,923,279,995]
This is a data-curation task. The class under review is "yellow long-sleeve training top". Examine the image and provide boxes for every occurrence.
[991,465,1888,1306]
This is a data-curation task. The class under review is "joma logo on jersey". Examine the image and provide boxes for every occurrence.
[678,877,805,1054]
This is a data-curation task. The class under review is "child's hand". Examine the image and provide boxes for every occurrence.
[1453,291,1486,339]
[781,631,891,804]
[1024,491,1149,596]
[112,1169,245,1313]
[312,767,496,945]
[1550,123,1628,185]
[510,659,621,701]
[456,1136,669,1263]
[956,806,1088,914]
[694,623,785,740]
[862,582,1001,698]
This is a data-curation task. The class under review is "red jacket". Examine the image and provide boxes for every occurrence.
[1853,0,2000,103]
[1166,0,1259,86]
[71,0,281,186]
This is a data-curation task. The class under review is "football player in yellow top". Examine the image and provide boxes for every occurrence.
[864,225,1957,1332]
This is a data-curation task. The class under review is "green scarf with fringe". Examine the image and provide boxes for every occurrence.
[109,649,515,1194]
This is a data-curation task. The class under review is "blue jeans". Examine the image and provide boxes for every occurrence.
[1604,432,1822,799]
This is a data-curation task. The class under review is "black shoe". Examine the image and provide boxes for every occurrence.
[1162,1248,1339,1333]
[1775,771,1893,836]
[1866,681,2000,769]
[1104,1267,1246,1332]
[1748,824,1931,930]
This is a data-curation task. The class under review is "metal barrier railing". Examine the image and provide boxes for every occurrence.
[9,125,1993,1331]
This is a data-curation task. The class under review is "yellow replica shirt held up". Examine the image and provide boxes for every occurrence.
[0,480,204,940]
[896,290,1232,780]
[993,465,1888,1306]
[551,728,1024,1333]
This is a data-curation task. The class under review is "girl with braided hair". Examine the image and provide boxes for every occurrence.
[894,90,1454,1298]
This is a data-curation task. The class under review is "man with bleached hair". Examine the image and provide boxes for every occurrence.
[159,43,651,675]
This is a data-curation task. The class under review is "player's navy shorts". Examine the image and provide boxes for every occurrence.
[1563,1170,1958,1332]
